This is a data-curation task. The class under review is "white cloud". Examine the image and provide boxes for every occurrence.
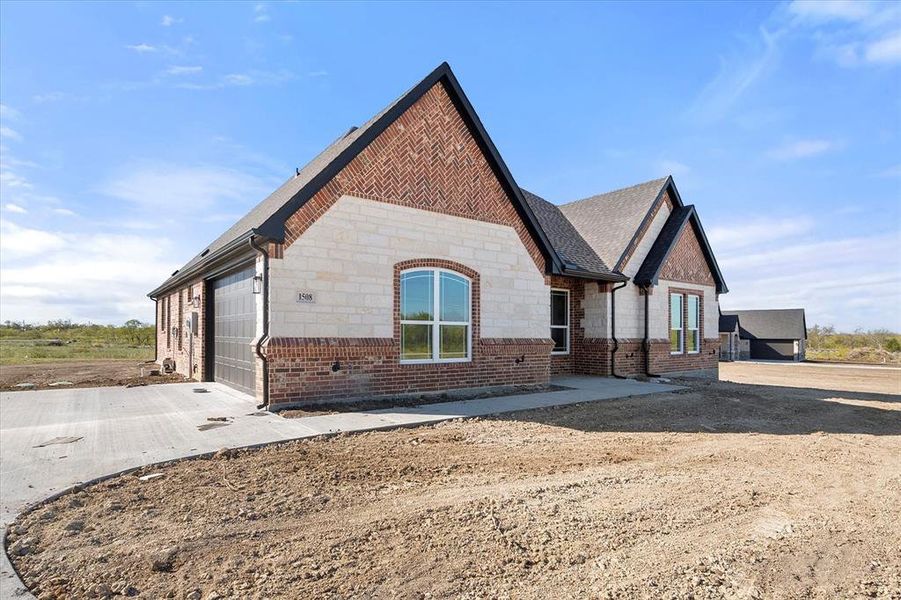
[0,126,23,142]
[708,216,815,252]
[865,30,901,63]
[52,207,76,217]
[160,15,182,27]
[223,73,253,86]
[165,65,203,76]
[0,221,67,257]
[176,70,293,91]
[787,0,901,68]
[718,230,901,331]
[3,203,27,214]
[253,3,271,22]
[126,43,158,53]
[0,222,175,323]
[0,104,20,121]
[876,163,901,177]
[687,27,782,123]
[788,0,872,23]
[0,170,32,189]
[766,138,837,160]
[99,163,273,215]
[307,70,328,78]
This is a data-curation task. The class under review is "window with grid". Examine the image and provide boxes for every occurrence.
[400,269,471,363]
[550,289,569,354]
[670,293,683,354]
[686,294,700,353]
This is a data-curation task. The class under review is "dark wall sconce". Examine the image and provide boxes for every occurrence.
[514,355,525,364]
[331,360,341,373]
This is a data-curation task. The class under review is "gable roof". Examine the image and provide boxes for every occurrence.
[719,313,739,333]
[520,189,617,278]
[632,204,728,294]
[150,62,581,298]
[721,309,807,340]
[558,176,671,270]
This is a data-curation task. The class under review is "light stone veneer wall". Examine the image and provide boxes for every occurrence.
[268,195,550,339]
[592,202,672,339]
[650,279,719,339]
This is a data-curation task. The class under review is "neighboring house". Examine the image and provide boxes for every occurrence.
[721,309,807,361]
[718,312,741,361]
[149,63,727,407]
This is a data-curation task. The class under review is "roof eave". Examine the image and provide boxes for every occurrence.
[147,229,270,298]
[560,265,628,282]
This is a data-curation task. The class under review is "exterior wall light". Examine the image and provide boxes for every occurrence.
[191,295,201,309]
[252,274,263,294]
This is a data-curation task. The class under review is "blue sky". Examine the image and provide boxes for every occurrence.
[1,1,899,331]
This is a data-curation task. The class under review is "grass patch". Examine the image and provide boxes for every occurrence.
[0,320,155,365]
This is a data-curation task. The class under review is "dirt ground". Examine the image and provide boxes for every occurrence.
[720,361,901,395]
[0,360,183,391]
[9,367,900,599]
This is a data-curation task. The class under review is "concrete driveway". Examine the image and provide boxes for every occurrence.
[0,376,680,598]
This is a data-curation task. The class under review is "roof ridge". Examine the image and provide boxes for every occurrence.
[561,175,670,208]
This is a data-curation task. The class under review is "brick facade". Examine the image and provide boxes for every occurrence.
[152,76,723,403]
[263,257,552,406]
[660,222,715,286]
[282,80,547,274]
[155,276,206,380]
[264,337,552,406]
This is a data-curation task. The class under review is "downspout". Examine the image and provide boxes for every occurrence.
[249,236,270,409]
[609,281,628,379]
[153,297,159,366]
[642,286,661,377]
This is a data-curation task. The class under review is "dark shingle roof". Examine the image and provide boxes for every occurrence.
[719,313,739,333]
[149,62,572,296]
[558,177,669,270]
[633,205,728,294]
[721,309,807,340]
[520,189,614,276]
[151,85,408,295]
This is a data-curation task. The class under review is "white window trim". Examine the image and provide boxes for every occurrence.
[687,294,700,354]
[399,267,472,364]
[550,288,570,355]
[670,292,684,355]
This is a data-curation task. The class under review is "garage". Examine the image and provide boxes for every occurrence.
[211,265,257,395]
[750,339,795,361]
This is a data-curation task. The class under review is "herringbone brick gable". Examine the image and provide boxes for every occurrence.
[283,80,546,273]
[660,222,715,286]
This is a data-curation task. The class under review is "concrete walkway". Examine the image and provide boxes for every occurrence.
[0,376,680,598]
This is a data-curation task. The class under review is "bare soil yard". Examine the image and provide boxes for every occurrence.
[8,371,900,599]
[720,361,901,395]
[0,360,182,391]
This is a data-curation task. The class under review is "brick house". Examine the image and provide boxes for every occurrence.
[149,63,727,407]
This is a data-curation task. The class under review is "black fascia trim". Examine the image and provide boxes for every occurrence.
[613,176,679,272]
[254,62,564,274]
[687,208,728,294]
[634,206,728,294]
[439,66,564,274]
[148,229,262,298]
[562,266,629,282]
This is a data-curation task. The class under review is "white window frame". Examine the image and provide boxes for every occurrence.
[687,294,700,354]
[550,288,570,355]
[399,268,472,364]
[670,293,684,355]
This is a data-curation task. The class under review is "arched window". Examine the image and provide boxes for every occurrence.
[400,268,471,363]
